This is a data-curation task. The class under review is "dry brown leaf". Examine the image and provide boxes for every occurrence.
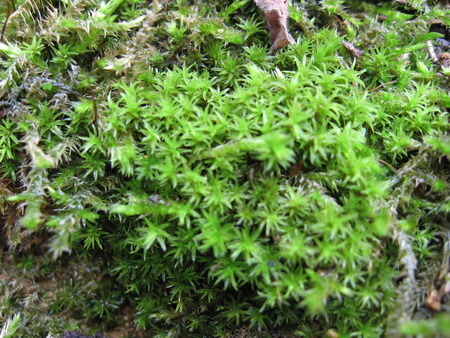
[425,289,441,311]
[254,0,295,52]
[326,329,339,338]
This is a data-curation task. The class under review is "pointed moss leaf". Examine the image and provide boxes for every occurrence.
[20,203,43,229]
[137,218,171,252]
[372,210,391,236]
[426,136,450,155]
[1,313,22,338]
[220,29,246,45]
[413,32,444,44]
[7,193,36,202]
[246,132,295,171]
[401,319,438,336]
[28,144,55,169]
[221,0,251,19]
[60,19,79,29]
[75,99,95,114]
[110,203,150,215]
[0,42,21,57]
[401,43,427,54]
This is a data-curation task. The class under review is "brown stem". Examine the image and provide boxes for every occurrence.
[1,0,12,43]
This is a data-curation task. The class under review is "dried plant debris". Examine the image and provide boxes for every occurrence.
[63,330,106,338]
[425,279,450,312]
[425,289,441,311]
[341,40,363,59]
[438,52,450,68]
[254,0,294,52]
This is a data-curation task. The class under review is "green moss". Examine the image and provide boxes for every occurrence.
[0,0,449,336]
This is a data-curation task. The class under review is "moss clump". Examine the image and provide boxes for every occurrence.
[0,0,449,336]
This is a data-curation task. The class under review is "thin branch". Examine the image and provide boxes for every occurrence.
[1,0,12,42]
[362,80,398,94]
[377,158,397,173]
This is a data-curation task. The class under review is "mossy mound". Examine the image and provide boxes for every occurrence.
[0,0,449,336]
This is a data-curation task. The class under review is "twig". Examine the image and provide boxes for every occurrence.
[361,80,398,95]
[377,158,397,173]
[1,0,12,43]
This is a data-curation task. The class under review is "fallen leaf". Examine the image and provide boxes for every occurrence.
[425,289,441,311]
[254,0,295,52]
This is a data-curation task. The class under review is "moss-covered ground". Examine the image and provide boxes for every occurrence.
[0,0,449,336]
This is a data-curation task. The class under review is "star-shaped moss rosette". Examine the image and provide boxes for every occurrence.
[254,0,295,51]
